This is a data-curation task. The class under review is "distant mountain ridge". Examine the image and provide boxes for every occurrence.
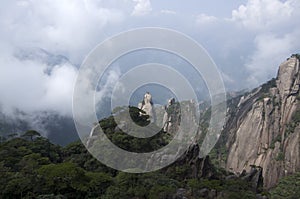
[14,47,71,67]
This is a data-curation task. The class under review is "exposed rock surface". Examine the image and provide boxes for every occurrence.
[162,98,181,134]
[173,188,188,199]
[164,144,214,179]
[138,92,155,123]
[224,56,300,188]
[240,166,263,192]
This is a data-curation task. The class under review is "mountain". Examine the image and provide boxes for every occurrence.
[2,54,300,197]
[2,46,300,194]
[219,54,300,189]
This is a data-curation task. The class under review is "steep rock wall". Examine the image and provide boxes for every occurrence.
[225,57,300,188]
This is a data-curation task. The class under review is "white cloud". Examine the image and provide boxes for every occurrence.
[43,63,78,114]
[230,0,300,86]
[0,0,127,119]
[221,72,235,84]
[191,0,300,89]
[161,9,176,15]
[0,49,77,116]
[95,68,122,103]
[232,0,295,31]
[245,31,300,86]
[196,13,218,25]
[131,0,152,16]
[0,0,124,63]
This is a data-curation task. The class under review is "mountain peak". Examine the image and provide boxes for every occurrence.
[276,55,300,98]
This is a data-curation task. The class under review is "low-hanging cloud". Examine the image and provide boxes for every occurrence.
[0,48,77,117]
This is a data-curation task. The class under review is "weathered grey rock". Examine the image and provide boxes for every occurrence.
[241,166,263,192]
[138,92,155,123]
[256,194,268,199]
[198,188,209,197]
[208,189,217,198]
[161,144,214,179]
[225,174,238,180]
[162,98,181,134]
[173,188,188,199]
[225,56,300,188]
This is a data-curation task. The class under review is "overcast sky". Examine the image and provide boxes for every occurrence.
[0,0,300,117]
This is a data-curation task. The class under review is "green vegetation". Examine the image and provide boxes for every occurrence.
[275,151,285,161]
[0,136,114,198]
[270,172,300,199]
[99,106,171,153]
[0,106,290,198]
[261,78,276,94]
[291,53,300,60]
[0,134,263,198]
[268,135,285,161]
[255,78,276,103]
[285,108,300,136]
[269,135,281,149]
[208,146,228,168]
[22,130,41,141]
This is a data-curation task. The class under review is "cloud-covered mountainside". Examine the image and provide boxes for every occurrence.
[0,47,77,117]
[0,48,80,145]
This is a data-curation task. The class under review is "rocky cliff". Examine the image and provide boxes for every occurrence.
[224,55,300,188]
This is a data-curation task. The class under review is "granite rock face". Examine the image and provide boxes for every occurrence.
[225,56,300,188]
[162,98,182,134]
[138,92,155,123]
